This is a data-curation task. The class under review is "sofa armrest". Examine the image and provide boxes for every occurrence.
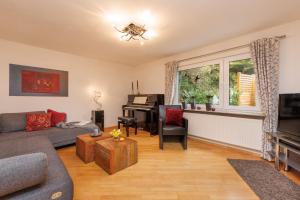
[0,153,48,197]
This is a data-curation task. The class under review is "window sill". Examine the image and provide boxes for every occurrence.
[183,109,265,120]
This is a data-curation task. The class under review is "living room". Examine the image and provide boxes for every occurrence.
[1,1,300,200]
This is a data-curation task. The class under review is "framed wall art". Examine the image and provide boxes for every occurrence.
[9,64,68,97]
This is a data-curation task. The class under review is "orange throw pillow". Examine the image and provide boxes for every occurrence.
[26,113,52,132]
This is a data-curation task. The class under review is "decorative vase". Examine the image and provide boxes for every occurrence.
[191,102,195,110]
[205,103,212,111]
[182,102,186,109]
[206,95,213,111]
[190,97,196,110]
[113,136,120,142]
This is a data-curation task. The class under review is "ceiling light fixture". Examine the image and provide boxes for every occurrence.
[114,23,147,42]
[104,10,156,45]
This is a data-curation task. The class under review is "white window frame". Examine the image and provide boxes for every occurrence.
[223,53,260,112]
[177,52,261,114]
[178,59,224,109]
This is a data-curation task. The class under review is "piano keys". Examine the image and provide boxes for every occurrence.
[122,94,164,135]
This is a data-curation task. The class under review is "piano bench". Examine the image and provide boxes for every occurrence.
[117,117,138,137]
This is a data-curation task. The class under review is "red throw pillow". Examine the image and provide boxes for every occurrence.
[47,109,67,127]
[165,108,184,126]
[26,113,52,132]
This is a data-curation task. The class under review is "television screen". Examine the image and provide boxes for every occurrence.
[278,93,300,137]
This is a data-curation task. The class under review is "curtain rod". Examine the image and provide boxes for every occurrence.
[177,35,286,63]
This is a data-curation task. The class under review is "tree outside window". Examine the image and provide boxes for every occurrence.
[179,64,220,105]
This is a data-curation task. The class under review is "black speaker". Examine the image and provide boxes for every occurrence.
[91,110,104,131]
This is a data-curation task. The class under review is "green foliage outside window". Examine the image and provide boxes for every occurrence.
[178,58,255,106]
[179,64,220,104]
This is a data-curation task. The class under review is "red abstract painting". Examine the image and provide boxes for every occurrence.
[21,70,60,93]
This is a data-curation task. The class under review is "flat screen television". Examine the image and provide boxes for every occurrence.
[278,93,300,138]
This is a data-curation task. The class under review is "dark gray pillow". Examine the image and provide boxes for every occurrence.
[0,111,45,133]
[0,152,48,197]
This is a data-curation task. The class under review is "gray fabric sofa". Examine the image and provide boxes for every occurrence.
[0,111,89,200]
[0,111,88,147]
[0,127,88,148]
[0,136,73,200]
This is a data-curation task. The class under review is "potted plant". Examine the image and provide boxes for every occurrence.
[180,97,186,109]
[181,90,190,109]
[182,89,197,110]
[179,93,187,109]
[110,129,122,142]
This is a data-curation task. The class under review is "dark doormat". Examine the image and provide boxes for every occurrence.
[228,159,300,200]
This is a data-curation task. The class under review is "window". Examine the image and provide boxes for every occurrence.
[178,53,259,112]
[229,58,256,106]
[179,63,220,105]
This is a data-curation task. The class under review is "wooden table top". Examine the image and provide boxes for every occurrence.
[77,132,112,143]
[96,137,137,151]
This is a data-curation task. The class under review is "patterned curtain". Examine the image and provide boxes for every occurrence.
[250,38,280,161]
[165,61,178,105]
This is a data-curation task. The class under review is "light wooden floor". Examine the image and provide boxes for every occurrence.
[57,128,300,200]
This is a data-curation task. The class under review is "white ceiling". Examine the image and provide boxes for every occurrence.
[1,0,300,66]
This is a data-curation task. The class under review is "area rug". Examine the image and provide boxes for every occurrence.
[228,159,300,200]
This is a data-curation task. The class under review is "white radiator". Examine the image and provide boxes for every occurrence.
[184,113,263,151]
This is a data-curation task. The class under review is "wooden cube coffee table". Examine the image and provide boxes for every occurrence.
[76,133,111,163]
[95,138,138,174]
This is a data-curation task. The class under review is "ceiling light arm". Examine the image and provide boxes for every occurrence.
[140,34,148,40]
[114,26,125,33]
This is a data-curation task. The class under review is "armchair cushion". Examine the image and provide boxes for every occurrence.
[162,125,186,135]
[165,108,184,126]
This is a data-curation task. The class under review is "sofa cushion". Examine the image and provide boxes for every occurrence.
[26,113,52,132]
[0,152,48,197]
[0,111,45,133]
[47,109,67,127]
[0,136,73,200]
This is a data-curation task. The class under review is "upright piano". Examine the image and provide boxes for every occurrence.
[122,94,164,135]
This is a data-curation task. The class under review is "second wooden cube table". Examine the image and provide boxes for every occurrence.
[95,138,138,174]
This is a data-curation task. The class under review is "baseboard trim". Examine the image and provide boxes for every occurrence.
[188,134,261,155]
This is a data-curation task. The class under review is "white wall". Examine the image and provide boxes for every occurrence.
[0,39,134,127]
[133,19,300,151]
